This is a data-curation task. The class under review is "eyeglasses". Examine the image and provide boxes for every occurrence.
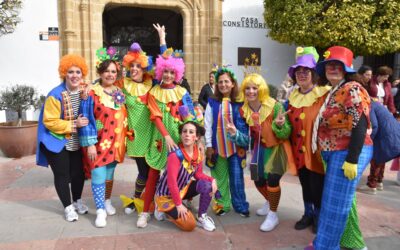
[295,70,311,76]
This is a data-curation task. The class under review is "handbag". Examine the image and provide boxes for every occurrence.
[246,126,261,181]
[245,138,252,169]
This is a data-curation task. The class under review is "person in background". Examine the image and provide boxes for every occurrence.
[79,47,127,228]
[391,78,400,114]
[198,71,216,109]
[36,54,89,222]
[358,66,395,195]
[180,75,191,95]
[368,66,396,114]
[276,74,294,106]
[357,65,373,90]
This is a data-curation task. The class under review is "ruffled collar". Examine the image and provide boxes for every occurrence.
[180,144,202,174]
[123,75,152,97]
[288,85,331,108]
[92,83,124,110]
[241,97,276,126]
[149,84,187,103]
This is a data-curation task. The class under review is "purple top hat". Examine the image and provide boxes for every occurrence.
[288,54,317,79]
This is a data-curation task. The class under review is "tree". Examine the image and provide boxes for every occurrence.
[0,84,39,126]
[0,0,22,36]
[264,0,400,56]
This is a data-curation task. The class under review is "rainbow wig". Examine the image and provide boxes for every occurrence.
[122,43,152,71]
[238,73,270,103]
[58,54,88,79]
[154,48,185,83]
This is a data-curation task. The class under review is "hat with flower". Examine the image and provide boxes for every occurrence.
[288,46,319,79]
[95,46,119,69]
[155,48,185,83]
[316,46,356,76]
[122,43,153,72]
[178,104,204,126]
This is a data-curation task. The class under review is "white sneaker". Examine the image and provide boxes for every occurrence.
[197,213,216,232]
[137,212,150,228]
[105,199,116,215]
[95,209,107,228]
[377,182,383,191]
[256,201,270,216]
[260,211,279,232]
[124,203,136,215]
[73,199,89,214]
[64,204,79,222]
[357,186,377,195]
[154,207,166,221]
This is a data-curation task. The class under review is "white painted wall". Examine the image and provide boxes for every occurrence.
[0,0,59,96]
[222,0,296,86]
[0,0,59,122]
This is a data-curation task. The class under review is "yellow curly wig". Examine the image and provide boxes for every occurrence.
[58,54,88,79]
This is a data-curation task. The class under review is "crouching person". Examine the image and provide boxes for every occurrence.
[155,119,218,231]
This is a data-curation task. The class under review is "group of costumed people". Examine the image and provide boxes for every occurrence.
[35,20,388,247]
[36,24,217,231]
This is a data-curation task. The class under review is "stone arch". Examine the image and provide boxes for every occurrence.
[57,0,223,97]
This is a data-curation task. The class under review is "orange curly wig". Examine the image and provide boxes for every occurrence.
[58,54,88,79]
[122,51,149,70]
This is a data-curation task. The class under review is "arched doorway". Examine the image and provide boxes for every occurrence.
[58,0,223,97]
[103,5,183,60]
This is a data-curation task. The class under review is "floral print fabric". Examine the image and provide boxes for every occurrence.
[318,81,372,151]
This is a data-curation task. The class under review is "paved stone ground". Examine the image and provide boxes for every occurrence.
[0,155,399,250]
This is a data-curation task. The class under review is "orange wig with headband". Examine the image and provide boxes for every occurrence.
[58,54,88,79]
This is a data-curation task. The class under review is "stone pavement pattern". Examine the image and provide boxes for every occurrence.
[0,156,399,250]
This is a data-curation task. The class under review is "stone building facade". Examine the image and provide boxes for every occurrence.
[58,0,223,97]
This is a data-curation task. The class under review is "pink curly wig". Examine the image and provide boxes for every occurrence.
[58,54,88,79]
[155,55,185,83]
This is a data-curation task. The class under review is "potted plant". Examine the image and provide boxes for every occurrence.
[0,84,41,158]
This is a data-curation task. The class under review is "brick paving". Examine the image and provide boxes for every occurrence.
[0,156,399,250]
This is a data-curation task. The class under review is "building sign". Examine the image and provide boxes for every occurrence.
[223,17,266,29]
[39,27,59,41]
[238,47,261,66]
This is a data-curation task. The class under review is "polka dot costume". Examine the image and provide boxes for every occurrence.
[82,85,127,172]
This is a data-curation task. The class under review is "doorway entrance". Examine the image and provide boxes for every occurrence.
[103,5,183,60]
